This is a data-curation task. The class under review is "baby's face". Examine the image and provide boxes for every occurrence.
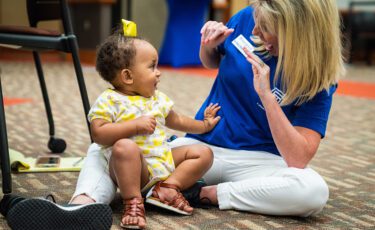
[130,40,161,98]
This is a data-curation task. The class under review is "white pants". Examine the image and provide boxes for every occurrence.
[72,137,329,217]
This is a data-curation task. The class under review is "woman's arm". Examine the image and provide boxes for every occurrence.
[200,46,221,69]
[260,93,321,168]
[90,116,156,146]
[244,49,320,168]
[165,103,221,134]
[199,21,234,69]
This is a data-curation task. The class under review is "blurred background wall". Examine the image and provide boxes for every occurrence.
[131,0,167,50]
[0,0,248,50]
[0,0,61,32]
[1,0,374,65]
[1,0,374,47]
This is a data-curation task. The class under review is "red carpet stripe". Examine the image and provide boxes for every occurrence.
[160,66,218,78]
[337,81,375,100]
[3,97,33,106]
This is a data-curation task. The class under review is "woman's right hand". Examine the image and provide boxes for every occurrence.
[200,21,234,49]
[243,48,272,100]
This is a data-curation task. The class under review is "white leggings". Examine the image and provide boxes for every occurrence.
[72,137,329,217]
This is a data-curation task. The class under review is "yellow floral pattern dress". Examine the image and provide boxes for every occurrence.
[88,89,175,189]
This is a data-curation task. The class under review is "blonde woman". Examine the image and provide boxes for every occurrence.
[70,0,345,219]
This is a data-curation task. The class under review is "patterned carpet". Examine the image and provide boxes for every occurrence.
[0,61,374,229]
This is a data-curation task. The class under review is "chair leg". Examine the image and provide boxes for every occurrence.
[0,74,12,194]
[33,52,55,137]
[32,52,66,153]
[68,37,92,139]
[365,40,372,66]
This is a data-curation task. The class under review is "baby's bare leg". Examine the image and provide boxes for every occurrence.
[167,144,213,190]
[109,139,149,198]
[109,139,149,229]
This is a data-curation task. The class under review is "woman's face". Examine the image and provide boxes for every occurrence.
[252,17,279,56]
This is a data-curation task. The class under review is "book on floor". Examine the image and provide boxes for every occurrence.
[9,149,84,173]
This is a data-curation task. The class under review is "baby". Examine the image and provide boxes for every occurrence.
[89,24,221,229]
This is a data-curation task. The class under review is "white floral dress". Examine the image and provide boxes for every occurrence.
[88,89,175,190]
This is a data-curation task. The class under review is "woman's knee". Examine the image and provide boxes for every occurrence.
[111,139,140,160]
[291,169,329,216]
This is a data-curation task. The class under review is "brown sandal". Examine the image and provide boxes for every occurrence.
[145,181,193,215]
[120,197,146,229]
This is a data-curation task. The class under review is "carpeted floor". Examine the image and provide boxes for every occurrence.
[0,61,374,229]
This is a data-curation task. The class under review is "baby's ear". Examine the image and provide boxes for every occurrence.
[120,69,133,84]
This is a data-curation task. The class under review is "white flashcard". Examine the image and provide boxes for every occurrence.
[232,34,255,58]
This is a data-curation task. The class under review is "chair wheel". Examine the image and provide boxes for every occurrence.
[48,137,67,153]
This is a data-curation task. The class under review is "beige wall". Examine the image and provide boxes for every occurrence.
[1,0,28,26]
[0,0,245,50]
[0,0,165,48]
[0,0,61,31]
[230,0,249,16]
[136,0,250,48]
[2,0,361,50]
[132,0,167,50]
[337,0,375,10]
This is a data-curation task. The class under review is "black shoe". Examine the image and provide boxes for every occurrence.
[0,194,27,218]
[4,195,112,230]
[182,180,212,209]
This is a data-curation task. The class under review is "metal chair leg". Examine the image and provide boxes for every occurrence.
[33,52,66,153]
[0,72,12,194]
[68,36,92,139]
[32,51,55,137]
[365,40,372,66]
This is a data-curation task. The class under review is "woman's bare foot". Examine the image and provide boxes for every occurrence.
[200,185,218,205]
[70,194,96,205]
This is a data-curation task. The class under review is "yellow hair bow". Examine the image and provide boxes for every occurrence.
[121,19,137,37]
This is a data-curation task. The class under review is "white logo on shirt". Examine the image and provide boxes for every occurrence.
[271,88,285,104]
[257,87,285,110]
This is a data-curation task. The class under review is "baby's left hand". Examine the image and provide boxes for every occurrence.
[203,103,221,132]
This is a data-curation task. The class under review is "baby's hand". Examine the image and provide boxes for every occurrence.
[203,103,221,132]
[135,115,156,135]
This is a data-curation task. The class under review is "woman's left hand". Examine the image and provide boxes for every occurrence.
[243,48,272,100]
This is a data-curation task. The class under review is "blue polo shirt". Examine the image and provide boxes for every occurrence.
[187,7,336,156]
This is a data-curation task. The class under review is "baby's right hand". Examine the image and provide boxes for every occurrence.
[135,115,156,135]
[200,21,234,49]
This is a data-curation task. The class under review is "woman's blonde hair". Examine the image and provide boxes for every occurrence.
[249,0,346,105]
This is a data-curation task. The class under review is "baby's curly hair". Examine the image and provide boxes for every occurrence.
[96,27,145,84]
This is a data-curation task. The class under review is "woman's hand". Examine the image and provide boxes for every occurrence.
[203,103,221,132]
[200,21,233,69]
[243,48,272,100]
[201,21,234,49]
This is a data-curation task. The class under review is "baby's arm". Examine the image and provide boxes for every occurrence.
[91,115,156,146]
[165,103,221,134]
